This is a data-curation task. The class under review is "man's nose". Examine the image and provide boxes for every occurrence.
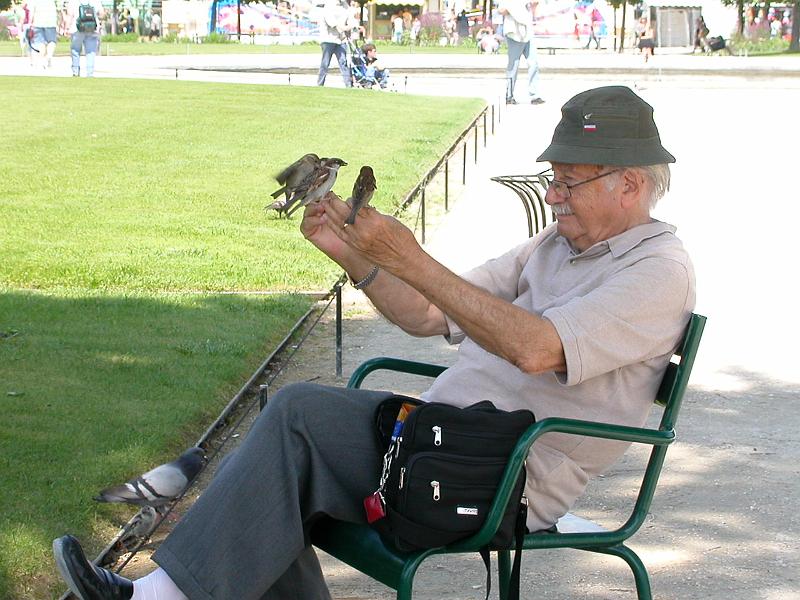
[544,185,560,206]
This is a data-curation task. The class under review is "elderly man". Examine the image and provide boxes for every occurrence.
[53,86,694,600]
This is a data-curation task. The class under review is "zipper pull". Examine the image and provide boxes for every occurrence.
[399,467,406,489]
[432,426,442,446]
[431,480,440,501]
[395,436,402,458]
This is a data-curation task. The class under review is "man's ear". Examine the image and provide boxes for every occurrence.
[618,168,646,209]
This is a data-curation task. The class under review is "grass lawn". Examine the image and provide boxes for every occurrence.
[0,76,484,598]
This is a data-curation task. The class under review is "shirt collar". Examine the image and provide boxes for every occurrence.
[562,220,676,259]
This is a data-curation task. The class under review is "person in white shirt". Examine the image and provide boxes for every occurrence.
[392,11,403,43]
[65,0,104,77]
[149,11,162,40]
[28,0,58,69]
[317,0,355,87]
[499,0,544,105]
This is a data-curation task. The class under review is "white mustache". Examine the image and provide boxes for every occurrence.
[551,204,573,216]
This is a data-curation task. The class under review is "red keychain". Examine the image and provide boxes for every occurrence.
[364,402,417,524]
[364,491,386,523]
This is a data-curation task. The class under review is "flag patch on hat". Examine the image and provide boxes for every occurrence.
[583,123,597,132]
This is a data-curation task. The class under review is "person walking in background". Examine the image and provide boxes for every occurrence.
[317,0,355,87]
[12,0,34,65]
[391,10,403,43]
[66,0,104,77]
[499,0,544,105]
[401,6,412,36]
[410,16,421,43]
[584,6,601,49]
[693,16,709,52]
[28,0,58,69]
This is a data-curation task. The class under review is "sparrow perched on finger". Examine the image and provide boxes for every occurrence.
[267,153,321,218]
[285,157,348,218]
[345,166,377,225]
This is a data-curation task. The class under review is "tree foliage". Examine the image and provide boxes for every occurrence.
[720,0,798,52]
[0,0,12,11]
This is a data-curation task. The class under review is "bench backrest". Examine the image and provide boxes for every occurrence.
[656,313,706,431]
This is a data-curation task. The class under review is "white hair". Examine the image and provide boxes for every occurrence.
[603,163,671,209]
[637,164,671,209]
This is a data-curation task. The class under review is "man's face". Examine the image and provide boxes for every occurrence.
[545,163,628,252]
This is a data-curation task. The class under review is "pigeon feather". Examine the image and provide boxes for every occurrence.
[95,447,205,509]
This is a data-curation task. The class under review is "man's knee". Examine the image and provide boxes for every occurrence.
[267,382,340,423]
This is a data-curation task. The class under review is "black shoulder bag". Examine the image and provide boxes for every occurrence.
[364,395,535,600]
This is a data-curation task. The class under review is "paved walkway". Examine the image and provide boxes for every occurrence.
[3,45,799,84]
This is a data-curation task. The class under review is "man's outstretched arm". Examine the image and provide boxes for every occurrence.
[303,194,565,375]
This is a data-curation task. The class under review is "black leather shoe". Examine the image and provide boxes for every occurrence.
[505,97,518,105]
[530,97,546,105]
[53,535,133,600]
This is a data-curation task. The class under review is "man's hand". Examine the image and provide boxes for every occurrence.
[321,194,423,276]
[299,193,353,262]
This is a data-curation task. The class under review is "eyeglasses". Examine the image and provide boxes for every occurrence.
[538,168,621,199]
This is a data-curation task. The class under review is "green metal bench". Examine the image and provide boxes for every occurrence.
[311,313,707,599]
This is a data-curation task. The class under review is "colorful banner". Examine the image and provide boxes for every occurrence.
[211,0,320,36]
[533,0,612,38]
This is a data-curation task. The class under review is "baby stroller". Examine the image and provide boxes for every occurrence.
[347,39,389,89]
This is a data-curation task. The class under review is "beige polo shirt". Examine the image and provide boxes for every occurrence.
[422,220,695,531]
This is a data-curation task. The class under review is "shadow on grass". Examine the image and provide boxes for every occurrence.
[0,289,315,599]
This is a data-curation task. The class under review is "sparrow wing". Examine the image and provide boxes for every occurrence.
[274,153,319,185]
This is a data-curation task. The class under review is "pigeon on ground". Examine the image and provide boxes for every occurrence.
[118,506,159,548]
[284,157,348,218]
[94,446,205,513]
[266,153,321,217]
[344,166,377,225]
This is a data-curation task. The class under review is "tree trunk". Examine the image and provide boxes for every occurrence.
[736,0,745,35]
[209,0,218,35]
[619,1,627,53]
[613,5,617,51]
[791,0,800,52]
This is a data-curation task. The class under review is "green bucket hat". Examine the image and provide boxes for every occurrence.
[537,86,676,166]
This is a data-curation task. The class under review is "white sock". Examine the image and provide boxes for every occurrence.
[131,567,188,600]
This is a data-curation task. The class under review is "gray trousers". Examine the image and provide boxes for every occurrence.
[505,37,540,101]
[153,382,394,600]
